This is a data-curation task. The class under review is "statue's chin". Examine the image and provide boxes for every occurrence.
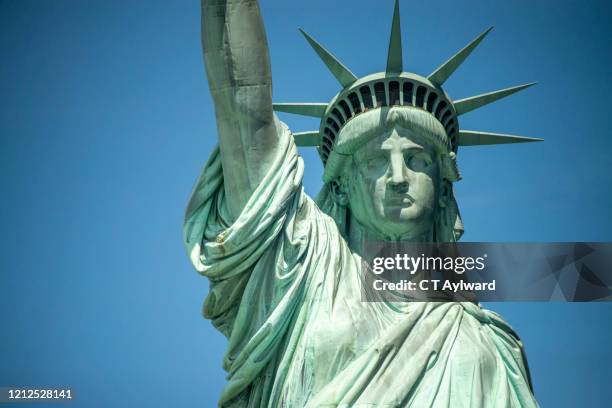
[360,215,434,241]
[350,202,435,240]
[379,207,433,237]
[383,204,430,223]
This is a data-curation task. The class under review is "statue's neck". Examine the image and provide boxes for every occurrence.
[346,212,434,256]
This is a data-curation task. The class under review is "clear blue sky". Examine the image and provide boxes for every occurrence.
[0,0,611,406]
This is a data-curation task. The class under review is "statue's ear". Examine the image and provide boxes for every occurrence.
[439,179,452,208]
[330,179,349,207]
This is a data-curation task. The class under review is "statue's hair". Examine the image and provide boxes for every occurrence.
[315,106,464,242]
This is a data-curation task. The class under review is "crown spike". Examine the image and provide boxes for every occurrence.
[458,130,543,146]
[454,82,536,116]
[273,103,328,118]
[428,27,493,87]
[386,0,403,74]
[293,131,320,146]
[299,28,357,88]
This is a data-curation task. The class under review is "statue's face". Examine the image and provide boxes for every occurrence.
[345,126,442,240]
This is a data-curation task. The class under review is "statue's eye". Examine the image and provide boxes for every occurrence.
[365,156,388,170]
[407,153,432,171]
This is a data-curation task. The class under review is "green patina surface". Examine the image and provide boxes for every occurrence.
[185,0,541,406]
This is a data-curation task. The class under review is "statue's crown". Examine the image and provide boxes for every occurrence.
[273,0,541,182]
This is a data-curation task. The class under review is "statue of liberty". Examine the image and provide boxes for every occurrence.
[184,0,541,406]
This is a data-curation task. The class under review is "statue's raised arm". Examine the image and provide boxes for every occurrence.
[201,0,279,219]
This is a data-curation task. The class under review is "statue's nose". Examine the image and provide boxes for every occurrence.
[388,152,409,192]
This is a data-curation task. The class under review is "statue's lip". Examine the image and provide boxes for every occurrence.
[386,194,415,206]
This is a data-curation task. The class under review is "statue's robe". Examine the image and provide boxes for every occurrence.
[183,121,539,408]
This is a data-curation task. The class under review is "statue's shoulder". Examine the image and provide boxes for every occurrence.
[294,191,350,248]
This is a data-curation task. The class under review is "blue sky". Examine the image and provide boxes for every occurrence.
[0,0,611,406]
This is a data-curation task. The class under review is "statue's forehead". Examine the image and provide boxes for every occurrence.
[354,125,436,156]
